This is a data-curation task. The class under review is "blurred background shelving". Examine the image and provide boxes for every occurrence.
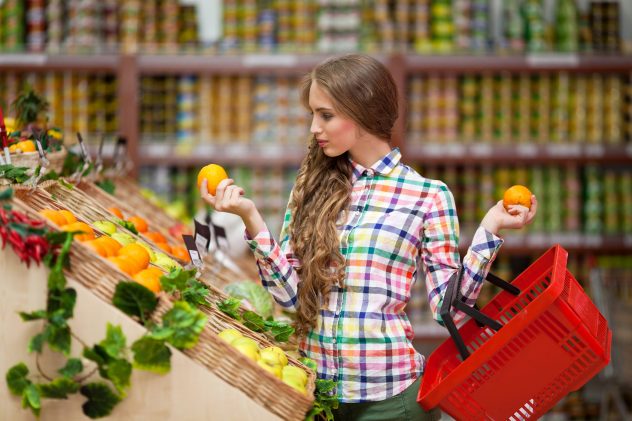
[1,4,632,414]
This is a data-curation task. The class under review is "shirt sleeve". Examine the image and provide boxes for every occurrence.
[244,201,302,312]
[421,184,503,325]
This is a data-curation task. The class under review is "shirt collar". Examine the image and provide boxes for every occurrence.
[349,147,401,183]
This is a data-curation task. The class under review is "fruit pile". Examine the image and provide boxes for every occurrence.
[218,328,309,395]
[38,207,180,294]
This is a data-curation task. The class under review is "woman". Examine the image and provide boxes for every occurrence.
[201,54,537,420]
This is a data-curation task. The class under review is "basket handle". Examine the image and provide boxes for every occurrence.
[439,268,521,360]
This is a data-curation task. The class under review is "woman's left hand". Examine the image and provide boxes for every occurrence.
[480,195,538,235]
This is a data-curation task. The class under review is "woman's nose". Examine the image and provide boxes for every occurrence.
[310,118,321,134]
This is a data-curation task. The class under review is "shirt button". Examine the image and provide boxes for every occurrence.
[332,338,337,344]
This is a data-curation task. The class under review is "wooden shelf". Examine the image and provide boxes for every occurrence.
[404,143,632,165]
[137,142,305,167]
[0,53,119,71]
[458,233,632,255]
[405,53,632,73]
[138,53,387,75]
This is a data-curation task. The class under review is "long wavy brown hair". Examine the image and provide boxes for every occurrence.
[290,54,399,337]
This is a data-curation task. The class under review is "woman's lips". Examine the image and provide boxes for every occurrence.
[317,139,327,147]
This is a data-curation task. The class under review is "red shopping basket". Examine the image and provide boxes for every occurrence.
[418,245,611,420]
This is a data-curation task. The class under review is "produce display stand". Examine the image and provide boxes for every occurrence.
[418,245,611,420]
[3,183,315,421]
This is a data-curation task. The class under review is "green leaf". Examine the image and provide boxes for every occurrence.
[159,267,195,294]
[19,310,48,321]
[264,320,295,342]
[299,357,318,372]
[131,336,171,374]
[114,218,138,235]
[28,332,46,353]
[106,359,132,397]
[96,179,115,195]
[80,382,121,419]
[182,279,210,307]
[315,379,337,395]
[0,187,14,201]
[6,363,30,395]
[47,269,66,290]
[46,324,71,355]
[22,383,41,416]
[58,178,74,190]
[46,287,77,319]
[217,297,242,320]
[83,345,108,369]
[38,377,80,399]
[112,281,158,322]
[58,358,83,378]
[100,324,126,359]
[242,311,266,332]
[154,301,207,350]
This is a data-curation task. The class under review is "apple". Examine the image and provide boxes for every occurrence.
[93,220,117,235]
[111,232,135,246]
[232,337,260,361]
[257,360,282,379]
[282,365,308,386]
[282,377,307,395]
[218,328,243,344]
[153,252,180,271]
[260,346,288,367]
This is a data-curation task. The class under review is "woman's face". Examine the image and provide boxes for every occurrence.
[308,81,360,158]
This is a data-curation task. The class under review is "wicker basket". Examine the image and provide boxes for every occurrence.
[11,190,316,421]
[74,180,188,263]
[112,176,184,230]
[0,147,68,186]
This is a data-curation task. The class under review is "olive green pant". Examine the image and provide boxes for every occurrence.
[332,377,441,421]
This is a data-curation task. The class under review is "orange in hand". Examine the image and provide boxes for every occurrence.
[503,185,532,211]
[197,164,228,195]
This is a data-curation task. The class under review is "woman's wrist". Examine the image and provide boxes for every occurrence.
[242,207,265,238]
[480,215,500,236]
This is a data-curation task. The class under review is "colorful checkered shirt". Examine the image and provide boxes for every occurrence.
[246,148,503,402]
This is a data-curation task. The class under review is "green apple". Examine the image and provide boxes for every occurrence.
[93,220,117,235]
[111,232,135,246]
[282,377,307,395]
[218,328,242,344]
[137,241,156,262]
[282,365,308,386]
[153,252,180,271]
[257,360,282,378]
[232,337,260,361]
[260,346,288,367]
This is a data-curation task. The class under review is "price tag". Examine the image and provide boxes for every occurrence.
[526,53,579,68]
[182,235,204,268]
[212,223,229,250]
[584,144,605,157]
[517,144,539,157]
[194,219,211,253]
[446,144,466,157]
[421,144,443,157]
[469,143,493,157]
[546,143,581,157]
[243,54,298,67]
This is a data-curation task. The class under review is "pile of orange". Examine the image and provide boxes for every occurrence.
[84,236,122,257]
[107,206,149,235]
[39,209,95,242]
[144,231,189,262]
[106,243,163,293]
[9,140,36,154]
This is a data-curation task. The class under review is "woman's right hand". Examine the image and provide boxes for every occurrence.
[200,178,266,237]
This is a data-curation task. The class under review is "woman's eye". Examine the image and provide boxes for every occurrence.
[321,113,332,121]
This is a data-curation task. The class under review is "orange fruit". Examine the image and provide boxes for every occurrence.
[155,242,172,254]
[133,269,162,293]
[38,209,67,227]
[85,239,108,257]
[127,216,148,233]
[107,256,136,276]
[16,140,36,153]
[118,243,150,272]
[57,210,77,225]
[145,266,164,277]
[144,231,167,243]
[197,164,228,195]
[503,185,533,210]
[96,236,122,256]
[171,246,190,263]
[62,222,95,242]
[108,207,124,219]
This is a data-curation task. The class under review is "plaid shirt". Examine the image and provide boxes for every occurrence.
[246,148,503,402]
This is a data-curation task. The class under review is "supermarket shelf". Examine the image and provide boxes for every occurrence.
[137,143,305,167]
[0,53,120,71]
[138,53,387,75]
[405,53,632,73]
[459,233,632,254]
[405,143,632,165]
